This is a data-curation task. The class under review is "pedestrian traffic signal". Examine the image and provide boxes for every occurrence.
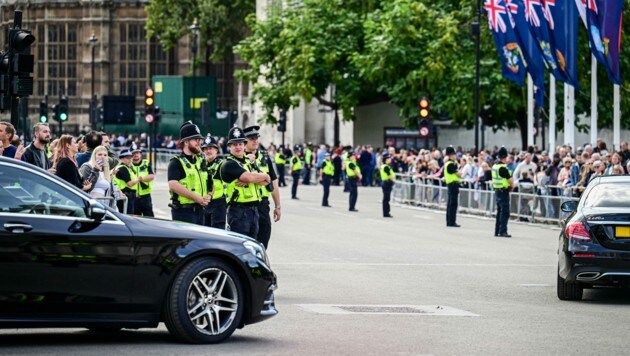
[419,97,430,119]
[58,95,68,121]
[39,100,48,123]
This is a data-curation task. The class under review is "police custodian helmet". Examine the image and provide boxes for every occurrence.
[201,134,219,149]
[445,146,456,156]
[227,125,247,144]
[497,147,508,159]
[179,120,204,142]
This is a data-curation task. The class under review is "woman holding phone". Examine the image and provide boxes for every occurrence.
[80,145,119,206]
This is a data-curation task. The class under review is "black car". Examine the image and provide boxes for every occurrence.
[0,157,277,343]
[557,175,630,301]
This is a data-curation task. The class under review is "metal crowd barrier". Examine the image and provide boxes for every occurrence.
[94,195,128,215]
[391,175,579,226]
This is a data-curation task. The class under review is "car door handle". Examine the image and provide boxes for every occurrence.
[4,223,33,234]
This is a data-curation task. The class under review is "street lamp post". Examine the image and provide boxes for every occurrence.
[89,32,98,130]
[189,19,200,124]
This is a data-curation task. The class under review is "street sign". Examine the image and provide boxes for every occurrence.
[419,126,429,137]
[145,114,154,124]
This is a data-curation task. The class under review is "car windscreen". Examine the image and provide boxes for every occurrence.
[583,183,630,208]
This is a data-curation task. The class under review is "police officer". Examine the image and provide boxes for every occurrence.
[303,143,314,185]
[444,146,462,227]
[290,146,302,200]
[380,153,396,218]
[275,145,287,187]
[346,153,362,212]
[201,134,227,229]
[492,147,514,238]
[131,143,155,217]
[113,149,139,214]
[167,121,210,224]
[320,152,334,207]
[243,125,281,248]
[220,126,271,238]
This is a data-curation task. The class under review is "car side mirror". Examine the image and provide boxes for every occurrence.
[87,200,107,221]
[561,201,578,213]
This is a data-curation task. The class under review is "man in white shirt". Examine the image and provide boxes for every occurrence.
[513,152,537,184]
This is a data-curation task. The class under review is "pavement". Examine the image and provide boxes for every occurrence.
[2,174,630,355]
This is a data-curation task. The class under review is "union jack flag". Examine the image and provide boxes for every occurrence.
[524,0,542,26]
[485,0,508,33]
[587,0,597,12]
[542,0,555,30]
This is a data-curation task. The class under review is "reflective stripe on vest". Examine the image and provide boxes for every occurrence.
[322,160,334,176]
[133,159,153,196]
[345,160,357,178]
[380,164,395,181]
[291,156,302,172]
[208,159,225,200]
[492,163,510,189]
[170,155,208,205]
[444,160,460,184]
[225,156,260,204]
[113,165,138,192]
[256,151,271,198]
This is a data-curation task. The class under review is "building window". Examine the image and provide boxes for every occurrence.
[38,23,78,97]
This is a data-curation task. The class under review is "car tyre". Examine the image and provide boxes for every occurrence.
[557,269,583,301]
[164,258,244,344]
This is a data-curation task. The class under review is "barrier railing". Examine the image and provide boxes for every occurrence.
[392,175,579,225]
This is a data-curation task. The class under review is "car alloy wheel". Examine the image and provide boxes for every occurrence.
[186,268,239,335]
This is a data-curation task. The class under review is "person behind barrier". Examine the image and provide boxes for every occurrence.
[167,121,210,224]
[113,148,139,214]
[220,126,271,238]
[244,125,281,248]
[492,147,514,238]
[444,146,462,227]
[131,144,155,217]
[320,152,334,207]
[202,134,227,229]
[80,145,118,208]
[380,153,396,218]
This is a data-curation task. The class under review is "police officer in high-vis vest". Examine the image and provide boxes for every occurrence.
[201,134,227,229]
[290,147,302,200]
[380,153,396,218]
[444,146,462,227]
[346,153,362,212]
[167,121,210,225]
[492,147,514,238]
[220,126,271,239]
[303,143,314,185]
[275,145,287,187]
[320,152,334,207]
[244,125,281,248]
[131,143,155,217]
[114,149,139,214]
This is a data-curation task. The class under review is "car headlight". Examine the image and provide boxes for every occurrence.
[243,241,270,266]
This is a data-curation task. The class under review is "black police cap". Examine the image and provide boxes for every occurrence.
[243,125,261,138]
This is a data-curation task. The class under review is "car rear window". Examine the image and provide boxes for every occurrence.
[583,183,630,208]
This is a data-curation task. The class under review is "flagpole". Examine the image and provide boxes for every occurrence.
[527,74,534,148]
[614,84,621,150]
[549,76,556,152]
[564,83,575,149]
[590,55,598,146]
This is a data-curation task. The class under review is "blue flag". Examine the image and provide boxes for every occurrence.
[586,0,624,84]
[484,0,527,86]
[548,0,580,89]
[507,0,546,105]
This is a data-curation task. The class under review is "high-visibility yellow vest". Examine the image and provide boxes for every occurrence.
[345,160,358,178]
[291,156,302,172]
[207,159,225,200]
[224,156,260,204]
[492,163,511,189]
[169,155,208,205]
[275,153,286,165]
[444,160,461,184]
[305,149,313,165]
[133,159,153,196]
[113,164,138,192]
[256,150,272,198]
[380,164,395,182]
[322,159,334,176]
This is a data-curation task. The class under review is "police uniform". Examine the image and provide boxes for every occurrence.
[493,147,513,237]
[220,126,262,238]
[303,144,313,185]
[275,147,287,187]
[444,147,460,227]
[244,125,278,248]
[131,144,155,217]
[346,154,360,212]
[201,134,227,229]
[380,154,395,218]
[290,147,302,199]
[167,122,208,225]
[321,153,334,207]
[113,149,138,214]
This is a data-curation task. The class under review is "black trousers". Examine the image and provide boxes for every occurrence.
[348,178,358,210]
[322,174,332,206]
[446,183,459,226]
[118,191,136,215]
[172,205,204,225]
[291,171,300,198]
[257,200,272,248]
[135,194,154,217]
[495,190,510,235]
[227,204,259,239]
[277,164,286,187]
[204,197,227,229]
[303,165,311,185]
[382,182,392,216]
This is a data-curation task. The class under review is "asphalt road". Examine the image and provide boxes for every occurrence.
[2,173,630,355]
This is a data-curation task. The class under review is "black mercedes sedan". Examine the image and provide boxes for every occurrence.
[557,175,630,301]
[0,157,277,343]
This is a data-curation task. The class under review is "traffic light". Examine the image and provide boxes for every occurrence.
[145,87,155,123]
[278,107,287,132]
[418,97,431,137]
[39,100,48,123]
[419,97,430,119]
[58,95,68,121]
